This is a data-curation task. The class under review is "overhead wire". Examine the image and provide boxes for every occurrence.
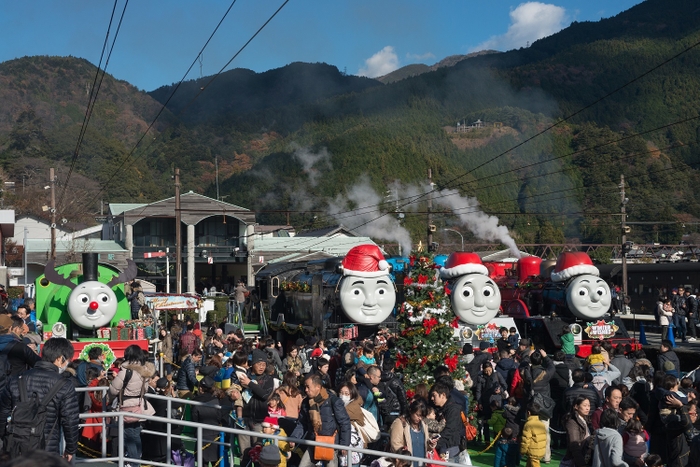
[58,0,128,209]
[90,0,290,206]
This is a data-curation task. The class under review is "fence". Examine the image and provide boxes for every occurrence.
[74,389,469,467]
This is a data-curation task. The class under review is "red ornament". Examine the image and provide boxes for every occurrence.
[396,353,408,369]
[404,276,414,286]
[451,317,460,328]
[417,274,428,284]
[428,291,435,301]
[444,354,459,372]
[409,255,416,266]
[420,356,428,367]
[406,389,415,400]
[423,317,438,335]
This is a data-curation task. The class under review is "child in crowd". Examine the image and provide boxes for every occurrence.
[227,351,249,428]
[560,325,575,360]
[259,417,292,467]
[586,344,605,367]
[494,427,520,467]
[488,399,507,437]
[358,343,376,367]
[507,327,519,350]
[267,393,287,417]
[657,374,688,422]
[622,419,649,461]
[521,402,547,467]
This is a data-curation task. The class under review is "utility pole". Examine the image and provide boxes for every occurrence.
[50,167,56,261]
[215,156,220,201]
[427,168,433,250]
[620,175,628,304]
[175,168,182,294]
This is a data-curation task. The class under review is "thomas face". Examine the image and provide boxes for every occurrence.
[68,281,119,328]
[566,275,611,320]
[339,275,396,324]
[450,273,501,325]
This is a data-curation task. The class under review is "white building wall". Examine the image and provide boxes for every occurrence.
[12,217,68,246]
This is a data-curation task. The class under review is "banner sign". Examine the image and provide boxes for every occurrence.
[144,294,200,310]
[585,320,619,340]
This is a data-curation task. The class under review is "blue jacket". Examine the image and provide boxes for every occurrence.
[292,391,351,447]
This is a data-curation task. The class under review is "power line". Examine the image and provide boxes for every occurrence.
[91,0,290,204]
[58,0,129,209]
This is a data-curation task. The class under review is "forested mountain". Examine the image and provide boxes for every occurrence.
[0,0,699,246]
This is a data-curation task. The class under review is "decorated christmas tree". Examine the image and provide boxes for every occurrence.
[394,254,466,389]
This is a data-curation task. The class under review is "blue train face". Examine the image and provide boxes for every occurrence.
[566,274,611,320]
[339,274,396,324]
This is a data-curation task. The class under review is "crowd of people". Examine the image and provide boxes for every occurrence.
[3,309,700,467]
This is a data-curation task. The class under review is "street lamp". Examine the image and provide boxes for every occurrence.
[443,228,464,251]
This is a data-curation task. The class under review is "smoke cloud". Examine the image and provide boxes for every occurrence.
[433,188,520,257]
[327,175,413,254]
[291,144,332,187]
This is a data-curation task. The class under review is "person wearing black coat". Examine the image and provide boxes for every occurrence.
[239,349,275,453]
[291,373,351,467]
[0,316,41,378]
[465,342,492,380]
[495,350,518,385]
[563,369,601,414]
[191,377,226,465]
[430,381,465,459]
[142,378,185,462]
[176,350,202,397]
[0,338,80,461]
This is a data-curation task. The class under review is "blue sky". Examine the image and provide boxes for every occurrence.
[0,0,642,91]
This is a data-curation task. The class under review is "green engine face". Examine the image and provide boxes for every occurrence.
[36,262,132,335]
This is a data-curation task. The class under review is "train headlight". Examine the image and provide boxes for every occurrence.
[52,322,67,339]
[460,327,474,340]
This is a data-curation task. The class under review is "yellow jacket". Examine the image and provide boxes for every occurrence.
[262,429,291,467]
[520,415,547,458]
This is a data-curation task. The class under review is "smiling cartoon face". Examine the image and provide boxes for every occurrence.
[339,274,396,324]
[450,273,501,325]
[566,274,611,320]
[67,281,119,329]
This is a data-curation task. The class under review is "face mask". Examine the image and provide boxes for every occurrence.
[58,361,68,374]
[340,395,351,405]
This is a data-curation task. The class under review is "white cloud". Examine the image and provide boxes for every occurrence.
[472,2,567,52]
[406,52,435,61]
[358,46,399,78]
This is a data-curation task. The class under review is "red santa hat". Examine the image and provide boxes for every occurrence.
[262,417,279,430]
[550,252,600,282]
[439,252,488,280]
[341,244,390,277]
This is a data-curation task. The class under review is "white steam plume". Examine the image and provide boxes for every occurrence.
[433,188,520,257]
[327,176,412,254]
[291,144,331,187]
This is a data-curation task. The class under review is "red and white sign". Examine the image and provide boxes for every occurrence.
[143,252,167,258]
[207,257,214,264]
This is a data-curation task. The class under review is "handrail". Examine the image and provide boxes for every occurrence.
[76,411,468,467]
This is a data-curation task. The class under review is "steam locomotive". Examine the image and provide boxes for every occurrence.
[255,256,408,339]
[485,254,637,356]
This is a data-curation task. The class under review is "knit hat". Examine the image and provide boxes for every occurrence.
[550,252,599,282]
[259,444,281,465]
[262,416,279,430]
[462,343,473,355]
[479,341,490,351]
[251,349,268,365]
[295,338,306,347]
[341,244,390,277]
[439,252,488,280]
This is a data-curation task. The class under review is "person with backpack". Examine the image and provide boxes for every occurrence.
[108,345,156,463]
[0,337,79,461]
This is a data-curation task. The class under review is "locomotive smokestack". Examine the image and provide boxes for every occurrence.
[82,253,99,282]
[517,256,542,282]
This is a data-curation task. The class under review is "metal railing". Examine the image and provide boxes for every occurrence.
[74,391,468,467]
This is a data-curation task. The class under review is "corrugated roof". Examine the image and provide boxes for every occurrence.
[26,239,127,253]
[477,249,533,262]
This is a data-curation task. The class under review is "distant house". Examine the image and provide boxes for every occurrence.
[454,118,485,133]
